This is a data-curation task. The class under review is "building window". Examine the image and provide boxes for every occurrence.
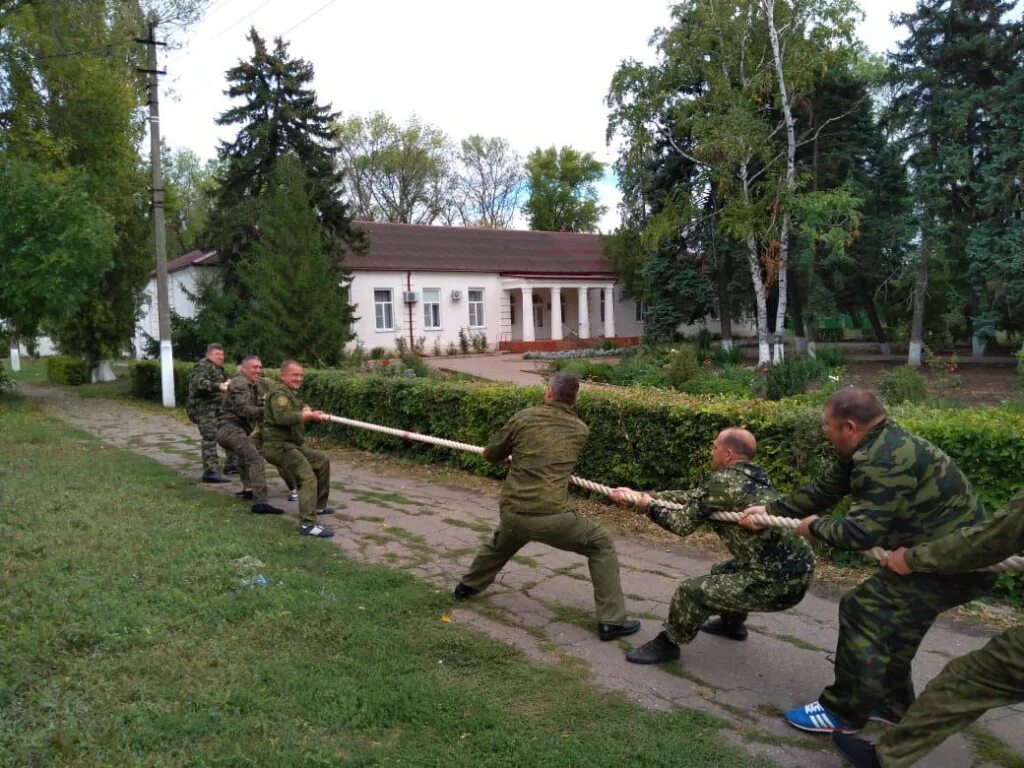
[468,289,485,327]
[374,289,394,331]
[635,300,647,323]
[423,288,441,329]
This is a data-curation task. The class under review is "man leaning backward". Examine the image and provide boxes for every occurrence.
[454,371,641,642]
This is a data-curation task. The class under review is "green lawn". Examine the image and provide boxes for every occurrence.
[0,396,767,767]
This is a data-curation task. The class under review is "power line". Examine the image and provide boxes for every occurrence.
[281,0,340,36]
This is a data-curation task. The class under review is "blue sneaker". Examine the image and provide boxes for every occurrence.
[786,701,860,733]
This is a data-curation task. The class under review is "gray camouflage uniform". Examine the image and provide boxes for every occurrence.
[186,357,229,473]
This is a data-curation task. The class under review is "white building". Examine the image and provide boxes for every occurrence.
[135,221,751,357]
[134,249,220,357]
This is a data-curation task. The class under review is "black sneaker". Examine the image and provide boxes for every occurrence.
[298,524,334,538]
[700,617,749,641]
[288,490,299,502]
[597,619,641,641]
[453,582,478,599]
[202,470,231,484]
[625,631,681,664]
[315,507,335,515]
[831,732,881,768]
[251,502,283,515]
[234,490,254,501]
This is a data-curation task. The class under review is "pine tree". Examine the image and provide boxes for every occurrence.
[207,28,364,295]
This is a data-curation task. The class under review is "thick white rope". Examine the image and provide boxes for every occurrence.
[323,414,1024,573]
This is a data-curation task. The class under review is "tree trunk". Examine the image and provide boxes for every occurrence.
[860,289,891,356]
[716,249,734,351]
[8,332,20,372]
[908,247,929,366]
[789,271,807,356]
[740,160,771,366]
[90,360,116,383]
[971,334,987,357]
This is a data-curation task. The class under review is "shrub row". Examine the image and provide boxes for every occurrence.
[46,356,88,385]
[128,360,198,401]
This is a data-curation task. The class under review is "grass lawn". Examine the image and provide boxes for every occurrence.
[0,396,767,767]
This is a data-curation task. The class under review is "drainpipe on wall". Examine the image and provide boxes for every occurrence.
[406,270,415,353]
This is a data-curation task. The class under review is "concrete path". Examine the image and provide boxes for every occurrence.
[426,352,550,386]
[20,382,1023,767]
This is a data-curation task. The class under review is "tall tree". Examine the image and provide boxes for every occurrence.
[236,156,352,366]
[163,145,219,255]
[336,112,455,225]
[207,27,363,295]
[522,146,606,232]
[454,135,524,228]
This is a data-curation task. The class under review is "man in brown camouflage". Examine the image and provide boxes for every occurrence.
[832,489,1024,767]
[609,428,814,664]
[454,372,641,642]
[216,356,282,515]
[186,343,231,483]
[740,387,995,734]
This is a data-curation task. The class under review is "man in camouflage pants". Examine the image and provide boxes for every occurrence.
[609,428,814,664]
[186,343,231,483]
[454,371,642,642]
[216,356,282,515]
[832,489,1024,767]
[741,387,995,734]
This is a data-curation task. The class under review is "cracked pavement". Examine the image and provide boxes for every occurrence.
[21,382,1023,767]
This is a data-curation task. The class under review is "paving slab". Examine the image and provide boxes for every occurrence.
[19,381,1022,768]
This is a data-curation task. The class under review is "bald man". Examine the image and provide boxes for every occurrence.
[610,428,814,664]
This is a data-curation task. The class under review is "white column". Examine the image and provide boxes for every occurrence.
[603,284,615,339]
[521,287,535,342]
[578,286,590,339]
[550,287,563,341]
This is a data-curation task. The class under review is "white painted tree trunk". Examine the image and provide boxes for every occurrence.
[879,341,892,356]
[794,336,807,355]
[807,339,817,357]
[908,341,923,367]
[9,343,20,372]
[740,160,772,367]
[972,335,987,357]
[721,338,734,352]
[908,246,928,367]
[91,360,116,383]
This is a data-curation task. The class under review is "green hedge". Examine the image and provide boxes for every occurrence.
[128,360,196,401]
[46,356,89,386]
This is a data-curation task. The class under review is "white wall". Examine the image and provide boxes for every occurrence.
[134,266,210,358]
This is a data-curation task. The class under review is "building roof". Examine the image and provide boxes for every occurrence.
[155,249,219,277]
[351,221,614,276]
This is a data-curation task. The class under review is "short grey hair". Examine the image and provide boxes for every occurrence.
[825,387,886,425]
[240,355,261,368]
[206,342,224,354]
[548,371,580,405]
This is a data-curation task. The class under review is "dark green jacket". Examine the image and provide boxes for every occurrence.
[186,358,228,416]
[483,401,589,516]
[769,419,986,551]
[218,374,264,434]
[262,380,307,447]
[650,463,815,578]
[905,489,1024,573]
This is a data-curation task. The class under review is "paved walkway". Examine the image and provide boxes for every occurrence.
[426,352,551,386]
[20,382,1023,767]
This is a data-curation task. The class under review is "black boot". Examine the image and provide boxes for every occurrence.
[625,631,681,664]
[831,733,881,768]
[453,582,478,599]
[202,469,230,484]
[251,502,283,515]
[700,617,748,641]
[597,619,641,641]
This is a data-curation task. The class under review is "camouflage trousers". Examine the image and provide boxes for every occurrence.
[461,510,628,625]
[216,425,268,503]
[874,624,1023,767]
[263,442,330,525]
[820,569,996,728]
[191,406,222,472]
[664,559,811,645]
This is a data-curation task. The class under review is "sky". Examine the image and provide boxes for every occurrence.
[158,0,920,232]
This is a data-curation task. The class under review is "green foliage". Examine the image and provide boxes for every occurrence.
[813,347,847,368]
[712,346,746,365]
[0,360,13,392]
[877,366,928,406]
[128,360,195,401]
[764,356,827,401]
[1018,350,1024,390]
[815,326,845,343]
[665,344,700,389]
[677,376,755,399]
[45,356,88,386]
[522,146,606,232]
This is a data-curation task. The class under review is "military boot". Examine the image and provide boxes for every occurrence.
[625,631,681,664]
[202,469,230,484]
[700,617,748,641]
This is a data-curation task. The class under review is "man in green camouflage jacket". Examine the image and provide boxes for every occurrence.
[186,343,231,483]
[262,360,335,538]
[740,387,995,735]
[216,356,282,515]
[832,489,1024,768]
[609,428,814,664]
[454,372,642,642]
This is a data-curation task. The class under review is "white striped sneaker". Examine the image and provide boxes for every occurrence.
[297,524,334,538]
[785,700,859,733]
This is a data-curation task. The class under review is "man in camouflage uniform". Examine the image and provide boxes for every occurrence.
[740,387,995,734]
[609,428,814,664]
[186,343,231,483]
[832,489,1024,767]
[216,356,282,515]
[262,360,335,538]
[454,372,641,642]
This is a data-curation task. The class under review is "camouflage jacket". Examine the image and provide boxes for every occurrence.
[218,374,265,434]
[261,380,307,448]
[483,401,589,516]
[186,358,228,414]
[649,463,815,578]
[905,488,1024,574]
[768,419,987,552]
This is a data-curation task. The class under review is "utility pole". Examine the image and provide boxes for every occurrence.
[138,18,174,407]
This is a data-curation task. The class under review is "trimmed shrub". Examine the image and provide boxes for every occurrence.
[666,344,700,389]
[877,366,928,405]
[128,360,201,401]
[46,356,89,386]
[765,356,826,401]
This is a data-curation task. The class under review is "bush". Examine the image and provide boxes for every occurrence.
[712,345,746,366]
[814,347,847,368]
[666,344,700,389]
[0,360,13,392]
[128,360,197,401]
[764,356,826,401]
[369,347,387,360]
[1017,349,1024,390]
[877,366,928,405]
[816,326,844,343]
[46,356,89,385]
[677,376,755,398]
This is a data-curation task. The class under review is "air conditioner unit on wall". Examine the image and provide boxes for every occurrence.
[402,291,418,304]
[450,290,462,301]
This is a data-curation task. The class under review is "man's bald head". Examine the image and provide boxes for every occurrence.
[711,428,756,469]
